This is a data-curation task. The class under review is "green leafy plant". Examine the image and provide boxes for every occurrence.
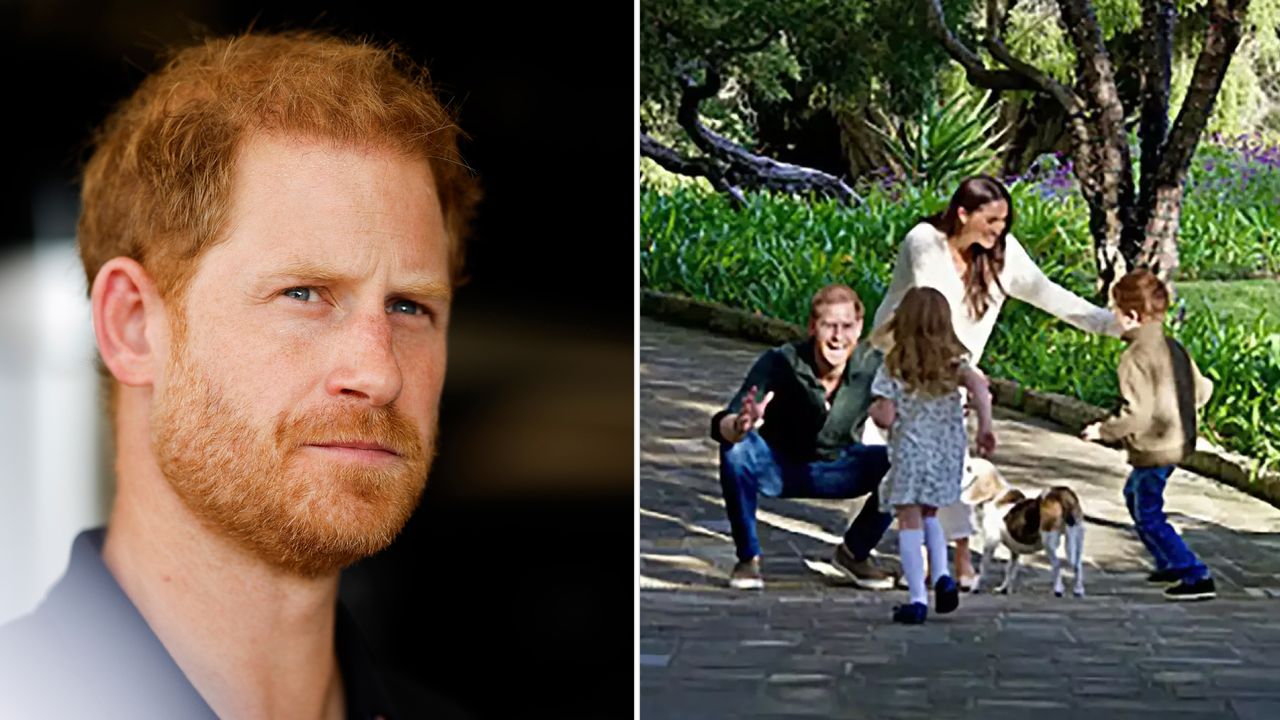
[866,88,1011,190]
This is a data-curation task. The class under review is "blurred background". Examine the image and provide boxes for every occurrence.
[0,1,633,717]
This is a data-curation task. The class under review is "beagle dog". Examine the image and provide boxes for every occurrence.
[964,458,1086,597]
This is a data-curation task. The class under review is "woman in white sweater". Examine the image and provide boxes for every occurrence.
[867,174,1121,587]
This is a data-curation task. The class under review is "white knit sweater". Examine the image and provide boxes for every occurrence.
[871,222,1121,364]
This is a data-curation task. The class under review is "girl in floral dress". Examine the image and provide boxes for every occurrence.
[868,287,997,624]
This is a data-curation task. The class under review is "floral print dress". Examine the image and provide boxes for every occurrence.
[872,363,969,509]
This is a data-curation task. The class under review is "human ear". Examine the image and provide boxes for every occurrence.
[90,257,164,387]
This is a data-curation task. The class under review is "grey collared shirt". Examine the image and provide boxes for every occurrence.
[0,528,399,719]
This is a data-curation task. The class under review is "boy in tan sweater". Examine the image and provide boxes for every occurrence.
[1081,270,1216,601]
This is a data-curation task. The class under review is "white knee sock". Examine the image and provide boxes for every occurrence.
[924,516,949,584]
[898,528,927,605]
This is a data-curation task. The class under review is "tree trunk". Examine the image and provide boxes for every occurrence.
[1136,0,1175,226]
[1142,184,1185,284]
[1058,0,1137,294]
[1138,0,1249,282]
[1000,96,1070,176]
[1132,0,1177,285]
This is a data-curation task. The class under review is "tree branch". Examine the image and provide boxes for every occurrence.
[1158,0,1250,186]
[640,133,746,207]
[982,0,1078,111]
[677,66,724,142]
[640,133,720,178]
[669,67,862,205]
[922,0,1041,92]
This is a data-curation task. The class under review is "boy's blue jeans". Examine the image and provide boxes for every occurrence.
[719,432,892,563]
[1123,465,1210,582]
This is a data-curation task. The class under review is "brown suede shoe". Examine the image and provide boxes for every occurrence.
[832,543,895,590]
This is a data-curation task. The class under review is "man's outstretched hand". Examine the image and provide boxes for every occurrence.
[732,385,774,439]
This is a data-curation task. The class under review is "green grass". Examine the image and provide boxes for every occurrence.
[1178,280,1280,335]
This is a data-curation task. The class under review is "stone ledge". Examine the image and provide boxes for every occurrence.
[640,289,805,346]
[641,288,1280,508]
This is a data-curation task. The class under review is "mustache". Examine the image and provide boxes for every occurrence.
[274,404,426,462]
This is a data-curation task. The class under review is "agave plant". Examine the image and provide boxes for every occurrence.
[866,88,1011,190]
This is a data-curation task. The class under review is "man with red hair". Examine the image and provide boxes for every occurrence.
[0,31,479,718]
[712,284,896,591]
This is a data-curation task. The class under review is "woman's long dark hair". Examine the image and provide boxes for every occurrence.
[922,175,1014,319]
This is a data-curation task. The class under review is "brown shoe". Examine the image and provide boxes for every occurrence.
[833,543,895,590]
[729,557,764,590]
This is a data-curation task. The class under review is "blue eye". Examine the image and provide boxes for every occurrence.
[283,287,315,302]
[388,299,424,315]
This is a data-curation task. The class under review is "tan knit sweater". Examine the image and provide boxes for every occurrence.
[1099,321,1214,467]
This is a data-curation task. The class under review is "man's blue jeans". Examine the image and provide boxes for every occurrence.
[719,432,892,563]
[1123,465,1210,582]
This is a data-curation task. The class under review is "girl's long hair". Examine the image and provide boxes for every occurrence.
[922,174,1013,319]
[884,287,969,397]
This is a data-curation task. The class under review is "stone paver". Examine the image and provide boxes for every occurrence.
[640,317,1280,719]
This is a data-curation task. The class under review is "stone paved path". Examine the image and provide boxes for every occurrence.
[640,317,1280,719]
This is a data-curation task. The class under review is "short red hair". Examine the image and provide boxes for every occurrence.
[808,284,864,324]
[78,31,482,304]
[1111,269,1170,320]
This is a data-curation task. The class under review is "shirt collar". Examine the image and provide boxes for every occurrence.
[26,528,397,719]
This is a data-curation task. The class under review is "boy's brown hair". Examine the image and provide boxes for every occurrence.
[1111,269,1170,321]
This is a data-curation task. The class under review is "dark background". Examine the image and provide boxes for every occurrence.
[2,2,634,718]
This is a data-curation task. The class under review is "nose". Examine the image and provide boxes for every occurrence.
[323,311,404,407]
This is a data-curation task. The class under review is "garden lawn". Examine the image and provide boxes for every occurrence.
[1178,279,1280,335]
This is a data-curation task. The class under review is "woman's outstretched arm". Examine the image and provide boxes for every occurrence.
[1004,234,1122,337]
